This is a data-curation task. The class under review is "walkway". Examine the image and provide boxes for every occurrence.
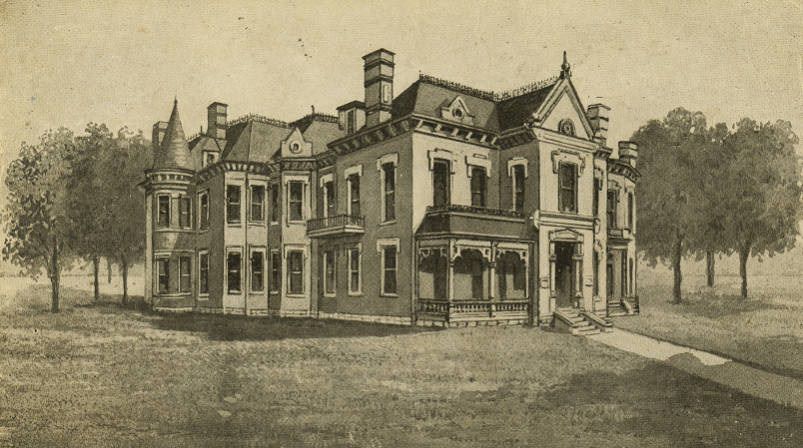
[589,329,803,410]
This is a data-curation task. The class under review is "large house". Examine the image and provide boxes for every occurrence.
[141,49,640,331]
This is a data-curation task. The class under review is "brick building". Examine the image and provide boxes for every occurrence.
[141,49,640,329]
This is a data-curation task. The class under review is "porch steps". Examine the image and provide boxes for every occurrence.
[553,308,613,336]
[608,299,639,317]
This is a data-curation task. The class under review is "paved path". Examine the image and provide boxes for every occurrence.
[589,329,803,410]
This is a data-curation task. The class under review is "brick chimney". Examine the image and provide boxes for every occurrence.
[586,104,610,146]
[618,141,638,168]
[152,121,168,150]
[207,102,228,139]
[363,48,395,127]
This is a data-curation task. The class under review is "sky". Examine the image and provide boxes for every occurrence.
[0,0,801,190]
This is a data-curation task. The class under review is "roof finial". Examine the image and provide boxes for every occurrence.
[560,50,571,79]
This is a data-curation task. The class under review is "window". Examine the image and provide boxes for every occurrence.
[157,195,170,227]
[470,256,483,299]
[323,181,335,218]
[607,191,618,229]
[251,250,264,292]
[348,174,360,216]
[270,185,279,223]
[593,178,601,217]
[250,185,265,222]
[558,163,577,213]
[432,159,451,207]
[156,259,169,294]
[559,118,576,136]
[513,165,526,213]
[270,251,281,293]
[349,246,361,294]
[470,166,487,207]
[179,256,191,293]
[199,252,209,295]
[627,192,634,229]
[204,152,216,167]
[227,251,241,294]
[179,196,191,228]
[199,192,209,230]
[323,250,335,295]
[227,185,241,224]
[382,245,397,295]
[382,163,396,221]
[287,251,304,295]
[288,181,304,221]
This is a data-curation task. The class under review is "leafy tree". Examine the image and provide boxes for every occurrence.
[632,108,709,303]
[68,123,115,302]
[719,119,801,298]
[101,127,151,304]
[2,129,80,312]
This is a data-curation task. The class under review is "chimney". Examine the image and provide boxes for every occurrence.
[207,102,228,139]
[618,141,638,168]
[586,104,610,146]
[363,48,395,127]
[336,100,366,134]
[152,121,168,150]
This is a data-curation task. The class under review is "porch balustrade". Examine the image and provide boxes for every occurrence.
[417,299,530,321]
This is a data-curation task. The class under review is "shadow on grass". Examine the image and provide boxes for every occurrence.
[535,362,803,447]
[640,283,790,319]
[146,312,441,341]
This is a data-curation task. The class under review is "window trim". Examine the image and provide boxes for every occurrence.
[249,247,266,293]
[226,247,243,295]
[285,248,306,297]
[198,250,209,298]
[348,244,362,296]
[376,238,400,297]
[284,177,308,224]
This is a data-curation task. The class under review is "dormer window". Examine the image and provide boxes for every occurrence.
[452,108,463,119]
[441,96,474,125]
[203,152,217,167]
[559,119,576,136]
[290,142,301,154]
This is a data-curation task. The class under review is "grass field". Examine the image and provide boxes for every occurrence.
[616,265,803,379]
[0,277,801,447]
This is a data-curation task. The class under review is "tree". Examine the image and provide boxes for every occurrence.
[719,119,801,298]
[631,108,709,303]
[68,123,115,302]
[2,129,80,312]
[101,127,151,305]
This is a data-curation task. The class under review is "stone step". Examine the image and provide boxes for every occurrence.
[571,327,600,336]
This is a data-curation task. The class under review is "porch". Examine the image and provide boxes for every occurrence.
[415,205,534,326]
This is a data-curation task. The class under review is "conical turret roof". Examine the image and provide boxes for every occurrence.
[153,99,193,170]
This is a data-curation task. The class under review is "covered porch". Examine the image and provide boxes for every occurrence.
[415,239,533,326]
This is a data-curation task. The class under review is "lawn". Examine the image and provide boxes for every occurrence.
[0,278,801,447]
[616,265,803,379]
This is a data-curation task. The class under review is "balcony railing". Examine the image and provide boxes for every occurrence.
[418,299,530,323]
[426,204,526,219]
[306,214,365,237]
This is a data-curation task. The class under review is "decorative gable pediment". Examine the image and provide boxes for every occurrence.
[440,96,475,126]
[549,228,584,243]
[534,79,594,140]
[280,128,312,158]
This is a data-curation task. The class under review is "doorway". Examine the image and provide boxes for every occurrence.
[554,242,575,308]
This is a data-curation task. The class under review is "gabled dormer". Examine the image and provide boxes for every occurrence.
[529,53,595,141]
[279,128,313,158]
[440,96,475,126]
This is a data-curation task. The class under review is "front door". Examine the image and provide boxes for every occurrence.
[555,243,575,308]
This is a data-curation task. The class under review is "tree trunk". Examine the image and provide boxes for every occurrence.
[672,236,683,304]
[739,246,750,299]
[49,248,60,313]
[107,258,112,284]
[121,256,129,306]
[92,256,100,302]
[705,251,715,287]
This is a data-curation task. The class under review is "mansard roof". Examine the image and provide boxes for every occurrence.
[153,100,193,170]
[391,73,560,132]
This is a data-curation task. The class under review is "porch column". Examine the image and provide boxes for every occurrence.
[488,242,497,301]
[573,243,583,309]
[549,242,556,311]
[447,240,455,302]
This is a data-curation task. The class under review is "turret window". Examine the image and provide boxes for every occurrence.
[179,196,191,228]
[157,195,170,228]
[179,256,191,293]
[156,259,169,294]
